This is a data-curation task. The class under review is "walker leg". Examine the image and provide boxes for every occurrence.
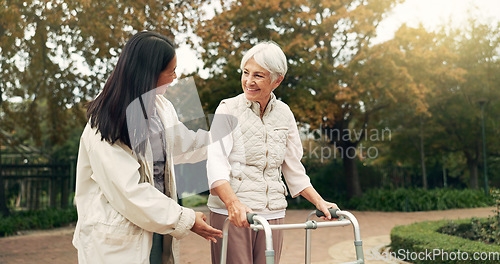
[337,211,365,264]
[253,215,275,264]
[305,229,312,264]
[221,216,275,264]
[220,218,231,264]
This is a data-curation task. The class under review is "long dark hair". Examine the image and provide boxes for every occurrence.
[87,31,176,148]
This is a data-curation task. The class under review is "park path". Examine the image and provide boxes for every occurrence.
[0,206,495,264]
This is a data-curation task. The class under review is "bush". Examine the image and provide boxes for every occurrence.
[0,207,77,237]
[303,158,384,202]
[391,218,500,263]
[181,194,208,208]
[347,188,494,212]
[437,189,500,246]
[438,218,499,245]
[287,187,494,211]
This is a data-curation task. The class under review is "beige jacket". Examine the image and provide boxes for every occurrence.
[72,95,208,264]
[207,93,311,211]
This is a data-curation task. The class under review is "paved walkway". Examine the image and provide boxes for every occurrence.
[0,206,495,264]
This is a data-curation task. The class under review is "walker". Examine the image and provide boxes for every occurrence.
[220,208,364,264]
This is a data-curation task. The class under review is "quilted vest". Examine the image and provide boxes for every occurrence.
[208,93,291,211]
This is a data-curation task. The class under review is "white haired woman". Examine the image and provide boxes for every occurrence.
[207,41,339,264]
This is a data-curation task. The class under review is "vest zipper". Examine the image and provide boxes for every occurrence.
[261,116,270,209]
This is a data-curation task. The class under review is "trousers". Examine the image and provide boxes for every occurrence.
[210,212,284,264]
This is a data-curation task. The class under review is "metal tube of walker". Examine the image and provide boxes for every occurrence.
[222,210,363,264]
[305,211,315,264]
[220,218,231,264]
[251,215,275,264]
[305,209,340,264]
[337,211,364,263]
[220,214,276,264]
[307,209,364,264]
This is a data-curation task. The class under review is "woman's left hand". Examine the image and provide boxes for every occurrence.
[191,212,223,243]
[316,201,339,221]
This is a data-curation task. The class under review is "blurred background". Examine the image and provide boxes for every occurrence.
[0,0,499,234]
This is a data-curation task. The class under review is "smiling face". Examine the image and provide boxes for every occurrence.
[241,57,283,110]
[156,55,177,94]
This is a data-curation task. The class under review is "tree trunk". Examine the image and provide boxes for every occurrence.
[0,180,9,216]
[0,149,9,216]
[61,167,69,208]
[325,123,363,198]
[342,146,362,198]
[467,157,479,189]
[419,118,428,189]
[0,89,9,216]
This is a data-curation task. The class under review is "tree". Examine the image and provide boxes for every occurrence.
[0,0,200,155]
[0,0,200,213]
[372,24,465,189]
[0,112,6,217]
[379,21,500,190]
[430,20,500,189]
[195,0,404,197]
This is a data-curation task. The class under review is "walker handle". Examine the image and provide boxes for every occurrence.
[246,213,257,224]
[316,208,340,219]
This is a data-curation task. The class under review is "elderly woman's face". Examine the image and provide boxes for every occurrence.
[241,57,282,107]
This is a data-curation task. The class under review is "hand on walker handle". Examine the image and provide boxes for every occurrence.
[191,212,223,243]
[316,201,339,221]
[211,181,252,228]
[246,212,257,224]
[227,199,252,228]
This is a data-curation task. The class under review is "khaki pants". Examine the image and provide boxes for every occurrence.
[210,212,284,264]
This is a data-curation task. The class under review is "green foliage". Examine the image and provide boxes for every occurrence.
[0,0,200,155]
[288,187,494,211]
[181,194,208,208]
[195,0,406,197]
[492,188,500,226]
[438,218,499,245]
[301,158,383,204]
[348,188,494,211]
[391,218,500,263]
[302,158,346,199]
[382,20,500,190]
[0,0,203,214]
[298,157,493,211]
[0,207,77,237]
[49,124,83,163]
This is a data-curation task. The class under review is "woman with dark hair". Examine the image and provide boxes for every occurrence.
[72,31,222,264]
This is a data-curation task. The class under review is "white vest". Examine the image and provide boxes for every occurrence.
[208,93,291,211]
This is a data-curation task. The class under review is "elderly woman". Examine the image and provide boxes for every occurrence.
[207,41,338,264]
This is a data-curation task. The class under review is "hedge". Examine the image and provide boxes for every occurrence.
[0,207,77,237]
[348,188,494,211]
[287,188,494,212]
[391,218,500,264]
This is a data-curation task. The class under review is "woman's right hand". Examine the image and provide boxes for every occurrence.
[212,180,252,228]
[227,200,252,228]
[191,212,223,243]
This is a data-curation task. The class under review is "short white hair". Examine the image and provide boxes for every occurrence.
[240,41,288,82]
